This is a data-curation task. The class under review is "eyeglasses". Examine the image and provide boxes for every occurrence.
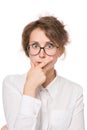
[27,42,59,56]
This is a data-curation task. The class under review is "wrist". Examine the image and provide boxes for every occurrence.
[23,82,37,97]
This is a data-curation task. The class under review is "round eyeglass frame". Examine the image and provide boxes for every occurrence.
[27,44,59,56]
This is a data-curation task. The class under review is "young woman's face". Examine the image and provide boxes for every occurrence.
[29,28,61,69]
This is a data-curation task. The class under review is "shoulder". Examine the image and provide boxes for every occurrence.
[2,73,27,93]
[3,73,26,83]
[56,76,84,109]
[57,76,83,98]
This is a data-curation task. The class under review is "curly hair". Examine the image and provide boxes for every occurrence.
[22,16,69,57]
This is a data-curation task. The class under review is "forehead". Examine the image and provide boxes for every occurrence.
[30,28,51,43]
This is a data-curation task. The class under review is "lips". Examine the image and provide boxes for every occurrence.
[34,61,42,66]
[37,61,42,65]
[36,60,43,64]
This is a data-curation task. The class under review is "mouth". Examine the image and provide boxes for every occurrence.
[36,59,43,63]
[34,60,41,65]
[37,61,42,64]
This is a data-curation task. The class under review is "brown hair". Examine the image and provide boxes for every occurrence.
[22,16,69,57]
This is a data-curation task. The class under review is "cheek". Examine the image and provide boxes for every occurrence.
[52,55,59,64]
[29,55,59,67]
[29,56,37,66]
[30,55,46,66]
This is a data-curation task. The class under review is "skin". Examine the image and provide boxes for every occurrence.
[1,125,8,130]
[1,28,64,130]
[23,28,63,97]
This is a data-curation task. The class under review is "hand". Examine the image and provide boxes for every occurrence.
[23,57,53,96]
[1,125,8,130]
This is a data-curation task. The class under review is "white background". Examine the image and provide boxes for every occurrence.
[0,0,87,129]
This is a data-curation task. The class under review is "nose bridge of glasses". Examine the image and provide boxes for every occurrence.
[39,46,46,53]
[40,46,45,49]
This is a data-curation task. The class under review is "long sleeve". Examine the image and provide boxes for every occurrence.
[2,75,41,130]
[14,96,41,130]
[2,74,85,130]
[68,86,85,130]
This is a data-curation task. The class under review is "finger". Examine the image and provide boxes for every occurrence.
[38,57,53,68]
[43,61,54,74]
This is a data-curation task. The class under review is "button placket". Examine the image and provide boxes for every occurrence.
[40,89,49,130]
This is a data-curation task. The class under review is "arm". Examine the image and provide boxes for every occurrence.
[68,87,85,130]
[2,77,41,130]
[2,57,53,130]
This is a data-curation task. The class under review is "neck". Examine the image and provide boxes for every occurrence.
[42,68,56,88]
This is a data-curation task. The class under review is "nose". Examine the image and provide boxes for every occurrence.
[39,48,46,58]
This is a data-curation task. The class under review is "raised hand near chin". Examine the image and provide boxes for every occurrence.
[23,57,53,97]
[1,125,8,130]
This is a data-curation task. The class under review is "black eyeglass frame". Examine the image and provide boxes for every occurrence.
[27,44,59,56]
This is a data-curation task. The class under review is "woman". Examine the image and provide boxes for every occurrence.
[1,16,85,130]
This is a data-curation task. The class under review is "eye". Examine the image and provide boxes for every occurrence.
[46,43,54,49]
[32,42,39,49]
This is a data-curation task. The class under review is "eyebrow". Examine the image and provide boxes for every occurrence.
[29,41,54,44]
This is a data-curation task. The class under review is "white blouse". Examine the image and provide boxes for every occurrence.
[2,73,85,130]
